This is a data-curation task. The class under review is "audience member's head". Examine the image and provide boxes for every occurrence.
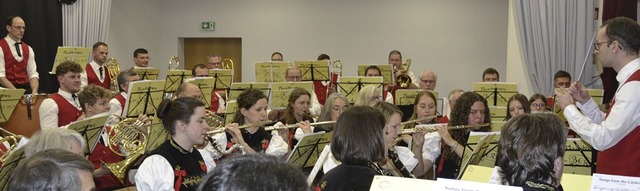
[419,70,437,91]
[24,128,86,157]
[505,94,531,121]
[482,68,499,82]
[498,113,567,188]
[197,154,309,191]
[271,52,283,61]
[8,149,95,191]
[553,70,571,88]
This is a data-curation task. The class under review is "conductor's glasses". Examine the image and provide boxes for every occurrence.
[594,41,608,51]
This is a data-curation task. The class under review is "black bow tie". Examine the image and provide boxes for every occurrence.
[14,42,22,57]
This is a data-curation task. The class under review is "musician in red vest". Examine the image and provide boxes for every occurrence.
[39,61,83,128]
[556,17,640,177]
[81,42,111,89]
[109,69,139,116]
[192,64,226,113]
[0,16,39,94]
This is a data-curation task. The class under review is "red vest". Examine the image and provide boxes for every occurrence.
[210,91,219,112]
[86,64,111,89]
[313,81,327,105]
[89,141,127,189]
[50,93,82,127]
[115,93,126,115]
[0,39,30,84]
[597,69,640,176]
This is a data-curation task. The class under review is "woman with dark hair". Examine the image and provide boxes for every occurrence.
[402,91,443,176]
[505,94,531,121]
[498,113,566,191]
[225,89,288,156]
[373,102,426,178]
[529,93,549,113]
[135,97,216,191]
[278,87,313,148]
[197,154,309,191]
[311,93,349,132]
[316,106,386,191]
[434,92,491,179]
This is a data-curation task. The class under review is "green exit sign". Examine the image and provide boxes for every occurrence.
[201,22,215,31]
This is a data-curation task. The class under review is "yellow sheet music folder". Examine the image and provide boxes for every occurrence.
[394,89,438,106]
[0,89,25,123]
[269,82,314,109]
[224,100,237,125]
[145,117,170,153]
[208,69,233,89]
[228,82,270,101]
[255,62,290,82]
[357,64,394,84]
[131,68,160,80]
[123,80,165,118]
[163,70,190,93]
[472,82,519,107]
[67,113,110,154]
[51,47,91,73]
[188,77,215,109]
[337,76,383,104]
[462,132,500,168]
[563,138,593,175]
[489,106,506,121]
[294,60,330,81]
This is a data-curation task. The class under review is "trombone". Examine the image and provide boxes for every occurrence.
[263,121,337,131]
[205,120,274,135]
[399,123,491,135]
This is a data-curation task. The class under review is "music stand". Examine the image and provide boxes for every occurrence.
[459,132,499,179]
[295,60,330,81]
[563,138,594,175]
[489,106,507,121]
[122,80,165,118]
[306,145,332,185]
[209,69,233,98]
[187,77,215,109]
[131,68,161,80]
[357,64,394,84]
[228,82,271,101]
[472,82,518,107]
[287,132,332,169]
[144,117,170,153]
[255,61,290,82]
[337,76,384,104]
[489,121,506,132]
[0,89,25,123]
[223,100,237,125]
[269,82,314,109]
[50,47,91,74]
[67,112,111,155]
[163,70,190,95]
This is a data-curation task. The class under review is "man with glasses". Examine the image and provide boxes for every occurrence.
[0,16,39,94]
[207,55,223,69]
[418,70,437,91]
[556,17,640,177]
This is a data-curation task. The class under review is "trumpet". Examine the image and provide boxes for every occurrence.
[263,121,337,131]
[400,115,437,126]
[222,58,234,70]
[204,120,274,135]
[168,56,180,70]
[399,123,490,135]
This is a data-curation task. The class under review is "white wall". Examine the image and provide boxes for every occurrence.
[108,0,509,95]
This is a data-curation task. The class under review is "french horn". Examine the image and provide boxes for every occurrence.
[0,127,23,163]
[104,117,151,184]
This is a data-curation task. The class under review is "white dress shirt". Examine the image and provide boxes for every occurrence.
[80,61,106,87]
[109,92,127,116]
[0,36,39,80]
[39,89,82,129]
[563,58,640,150]
[134,148,216,191]
[309,91,322,116]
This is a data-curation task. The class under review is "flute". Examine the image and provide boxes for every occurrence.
[399,123,490,135]
[263,121,337,131]
[204,120,274,135]
[400,115,438,126]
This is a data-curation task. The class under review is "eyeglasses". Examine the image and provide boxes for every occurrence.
[331,106,349,112]
[420,79,436,84]
[10,26,26,30]
[531,103,546,108]
[594,41,608,51]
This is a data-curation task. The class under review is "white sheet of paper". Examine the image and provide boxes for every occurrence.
[590,173,640,191]
[436,178,522,191]
[369,175,437,190]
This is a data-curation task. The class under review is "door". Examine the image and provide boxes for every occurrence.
[183,38,242,82]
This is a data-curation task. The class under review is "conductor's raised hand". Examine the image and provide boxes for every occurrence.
[568,81,591,104]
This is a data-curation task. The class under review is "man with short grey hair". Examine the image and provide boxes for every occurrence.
[418,70,437,91]
[8,149,96,191]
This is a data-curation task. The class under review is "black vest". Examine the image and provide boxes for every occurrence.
[150,138,207,191]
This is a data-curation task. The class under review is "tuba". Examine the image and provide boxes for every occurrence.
[0,127,23,163]
[105,58,121,92]
[222,59,234,70]
[395,59,412,88]
[104,117,150,184]
[168,56,180,70]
